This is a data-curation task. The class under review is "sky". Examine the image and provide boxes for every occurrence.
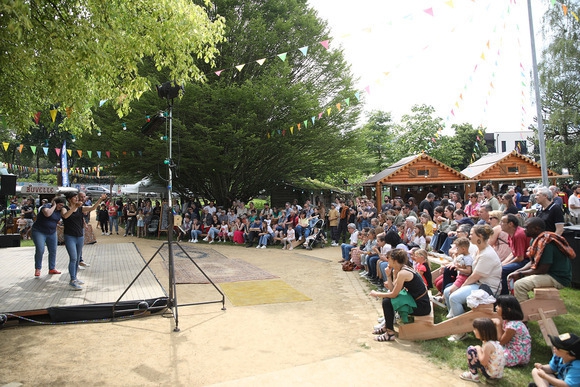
[307,0,548,134]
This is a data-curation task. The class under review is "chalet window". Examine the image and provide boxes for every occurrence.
[507,166,519,174]
[417,169,430,177]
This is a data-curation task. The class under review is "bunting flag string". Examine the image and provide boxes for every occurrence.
[0,141,144,161]
[1,162,114,179]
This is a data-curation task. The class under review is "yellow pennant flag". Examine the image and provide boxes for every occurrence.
[327,108,332,116]
[50,109,57,122]
[67,149,72,157]
[2,142,9,151]
[290,126,294,135]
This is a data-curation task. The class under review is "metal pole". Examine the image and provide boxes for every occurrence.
[527,0,549,186]
[166,100,180,332]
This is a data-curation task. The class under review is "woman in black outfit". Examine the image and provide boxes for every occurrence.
[369,248,431,341]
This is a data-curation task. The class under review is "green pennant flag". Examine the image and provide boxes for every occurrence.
[277,53,287,62]
[30,146,37,154]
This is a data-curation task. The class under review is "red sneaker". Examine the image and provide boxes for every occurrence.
[48,269,61,274]
[34,269,41,277]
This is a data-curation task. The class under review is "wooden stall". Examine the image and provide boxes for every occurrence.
[362,153,472,209]
[461,150,563,194]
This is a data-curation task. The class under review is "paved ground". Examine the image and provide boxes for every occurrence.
[0,224,474,386]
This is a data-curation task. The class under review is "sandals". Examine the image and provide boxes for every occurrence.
[374,332,396,342]
[372,327,387,335]
[459,371,480,383]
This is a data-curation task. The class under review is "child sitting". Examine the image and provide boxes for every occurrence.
[218,220,229,242]
[282,224,295,250]
[304,225,327,250]
[435,237,473,303]
[17,213,29,239]
[460,318,505,383]
[531,332,580,387]
[492,295,531,367]
[413,249,432,289]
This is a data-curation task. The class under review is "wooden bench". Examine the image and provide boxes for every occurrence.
[397,288,567,343]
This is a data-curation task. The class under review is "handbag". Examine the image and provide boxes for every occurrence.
[342,260,356,271]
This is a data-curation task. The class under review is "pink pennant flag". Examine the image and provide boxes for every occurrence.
[451,109,455,117]
[256,58,266,66]
[215,70,223,76]
[364,85,371,94]
[318,112,323,119]
[424,7,434,16]
[106,151,111,158]
[55,148,61,156]
[319,40,329,50]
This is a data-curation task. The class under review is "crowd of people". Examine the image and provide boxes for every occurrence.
[337,185,578,385]
[11,182,580,385]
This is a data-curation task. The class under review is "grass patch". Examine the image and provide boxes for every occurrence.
[418,287,580,386]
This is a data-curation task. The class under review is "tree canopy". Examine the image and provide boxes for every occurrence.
[537,0,580,179]
[88,0,363,205]
[0,0,226,133]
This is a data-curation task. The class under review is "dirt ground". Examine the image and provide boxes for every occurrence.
[0,223,474,386]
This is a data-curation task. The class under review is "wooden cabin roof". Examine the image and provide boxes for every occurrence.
[461,150,559,181]
[363,153,469,186]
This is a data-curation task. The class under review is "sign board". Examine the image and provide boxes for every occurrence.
[22,185,57,195]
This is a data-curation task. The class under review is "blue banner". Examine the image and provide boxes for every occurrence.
[61,140,69,187]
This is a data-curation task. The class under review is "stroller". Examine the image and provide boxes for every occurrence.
[304,218,327,250]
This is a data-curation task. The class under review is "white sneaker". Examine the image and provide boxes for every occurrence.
[102,232,105,235]
[193,239,198,243]
[261,245,266,249]
[106,232,110,236]
[209,240,214,244]
[446,311,454,319]
[203,237,209,242]
[256,245,261,249]
[359,270,368,276]
[377,317,385,324]
[448,333,468,342]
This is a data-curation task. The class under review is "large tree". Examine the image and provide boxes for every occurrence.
[537,0,580,179]
[94,0,363,205]
[0,0,226,133]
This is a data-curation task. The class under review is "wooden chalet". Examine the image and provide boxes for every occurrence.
[461,150,563,194]
[362,153,471,208]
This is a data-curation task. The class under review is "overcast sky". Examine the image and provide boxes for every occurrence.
[307,0,548,134]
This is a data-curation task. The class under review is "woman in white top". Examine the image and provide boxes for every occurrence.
[444,224,501,320]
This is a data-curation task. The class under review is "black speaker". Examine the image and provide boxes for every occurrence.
[0,235,21,248]
[0,175,17,196]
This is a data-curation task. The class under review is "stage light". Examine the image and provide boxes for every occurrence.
[140,113,166,136]
[156,81,184,100]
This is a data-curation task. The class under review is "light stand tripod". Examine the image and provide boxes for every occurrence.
[113,82,225,332]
